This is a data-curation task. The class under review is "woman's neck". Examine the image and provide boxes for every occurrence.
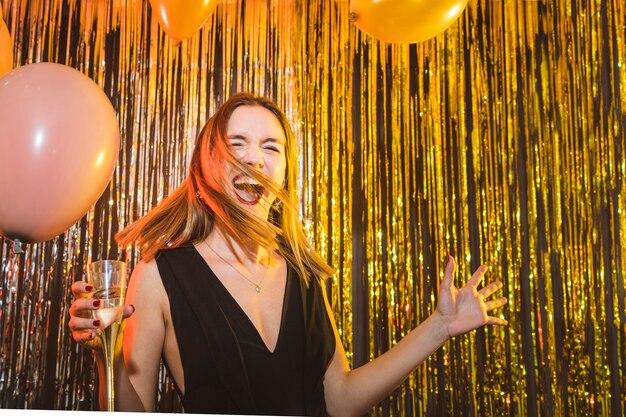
[206,224,271,269]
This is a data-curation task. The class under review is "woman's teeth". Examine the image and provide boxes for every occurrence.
[234,182,265,195]
[233,177,265,204]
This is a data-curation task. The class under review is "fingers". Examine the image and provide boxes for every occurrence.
[75,330,97,343]
[478,280,503,298]
[68,315,102,332]
[485,295,508,327]
[441,255,456,288]
[71,281,94,298]
[68,289,102,348]
[69,281,105,349]
[467,264,487,287]
[487,316,509,326]
[485,296,507,311]
[68,308,103,348]
[122,304,136,319]
[69,297,102,318]
[68,315,102,348]
[72,328,101,348]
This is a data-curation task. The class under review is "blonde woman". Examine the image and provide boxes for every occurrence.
[68,93,508,416]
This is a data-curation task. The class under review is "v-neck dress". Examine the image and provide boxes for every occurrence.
[156,244,335,416]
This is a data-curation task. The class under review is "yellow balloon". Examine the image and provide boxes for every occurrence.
[0,4,13,78]
[350,0,470,44]
[149,0,218,42]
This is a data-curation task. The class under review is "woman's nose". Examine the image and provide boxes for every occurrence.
[242,145,264,167]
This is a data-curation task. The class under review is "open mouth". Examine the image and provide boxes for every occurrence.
[233,175,265,205]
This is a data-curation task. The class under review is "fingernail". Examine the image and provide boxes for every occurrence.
[93,320,101,327]
[130,304,136,313]
[93,300,101,307]
[88,331,95,339]
[85,285,93,292]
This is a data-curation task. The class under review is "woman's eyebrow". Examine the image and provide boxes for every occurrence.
[263,137,285,145]
[227,134,284,144]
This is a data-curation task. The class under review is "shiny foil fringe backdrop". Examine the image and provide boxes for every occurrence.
[0,0,624,415]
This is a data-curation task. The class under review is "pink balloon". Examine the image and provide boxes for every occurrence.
[0,4,12,78]
[0,63,119,243]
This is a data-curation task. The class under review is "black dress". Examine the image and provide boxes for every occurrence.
[156,244,336,416]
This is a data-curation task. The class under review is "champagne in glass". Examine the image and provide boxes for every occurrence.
[87,260,127,412]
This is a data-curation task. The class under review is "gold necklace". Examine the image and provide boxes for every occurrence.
[204,241,266,293]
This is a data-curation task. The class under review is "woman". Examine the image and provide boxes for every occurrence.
[69,93,508,416]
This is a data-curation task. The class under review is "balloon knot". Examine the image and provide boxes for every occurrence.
[12,239,24,254]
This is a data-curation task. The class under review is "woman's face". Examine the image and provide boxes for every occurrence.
[224,105,287,219]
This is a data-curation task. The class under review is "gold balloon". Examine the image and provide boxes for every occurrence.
[0,3,13,78]
[349,0,470,43]
[149,0,218,42]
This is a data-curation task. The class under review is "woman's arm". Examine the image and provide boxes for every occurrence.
[69,259,167,411]
[322,256,508,417]
[117,260,168,411]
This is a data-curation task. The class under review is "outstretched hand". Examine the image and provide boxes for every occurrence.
[436,256,508,338]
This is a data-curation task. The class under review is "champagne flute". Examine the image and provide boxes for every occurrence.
[87,260,127,411]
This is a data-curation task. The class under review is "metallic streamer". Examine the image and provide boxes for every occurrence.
[0,0,623,415]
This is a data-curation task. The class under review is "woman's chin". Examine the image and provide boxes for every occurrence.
[239,200,272,220]
[230,190,275,220]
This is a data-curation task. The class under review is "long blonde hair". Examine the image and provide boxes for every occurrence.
[116,93,335,282]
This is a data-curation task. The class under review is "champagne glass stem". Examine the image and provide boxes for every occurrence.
[105,357,114,411]
[100,321,122,411]
[101,330,115,411]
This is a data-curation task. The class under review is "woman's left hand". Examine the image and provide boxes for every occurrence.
[435,255,508,338]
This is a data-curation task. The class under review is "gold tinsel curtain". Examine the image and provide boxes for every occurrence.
[0,0,624,415]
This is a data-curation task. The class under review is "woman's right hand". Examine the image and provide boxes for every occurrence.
[68,281,135,350]
[68,281,102,349]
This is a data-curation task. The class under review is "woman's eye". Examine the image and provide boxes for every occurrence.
[230,142,244,148]
[265,146,280,153]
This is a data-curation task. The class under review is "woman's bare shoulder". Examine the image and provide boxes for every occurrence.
[131,258,160,280]
[127,258,167,307]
